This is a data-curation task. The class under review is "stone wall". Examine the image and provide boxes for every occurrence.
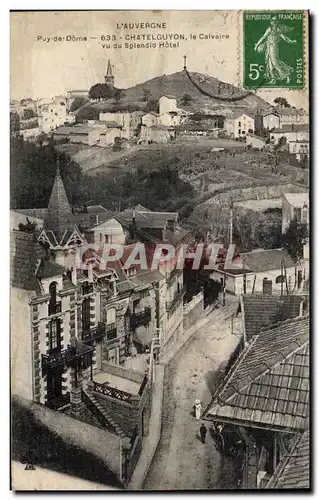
[183,292,204,331]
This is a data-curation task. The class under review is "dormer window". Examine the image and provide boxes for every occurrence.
[49,282,57,305]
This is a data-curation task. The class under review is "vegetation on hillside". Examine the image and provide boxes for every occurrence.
[282,218,308,262]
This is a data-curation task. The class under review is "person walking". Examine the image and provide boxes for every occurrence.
[194,399,202,420]
[200,423,207,443]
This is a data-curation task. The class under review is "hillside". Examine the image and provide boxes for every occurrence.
[76,70,270,116]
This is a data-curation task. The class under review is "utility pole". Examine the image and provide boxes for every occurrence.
[229,200,234,246]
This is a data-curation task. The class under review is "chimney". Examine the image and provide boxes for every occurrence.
[88,262,93,282]
[71,266,77,285]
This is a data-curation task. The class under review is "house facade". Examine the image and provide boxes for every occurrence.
[288,140,309,161]
[282,192,309,233]
[277,107,309,128]
[210,248,303,295]
[262,110,280,130]
[270,125,309,145]
[246,133,266,149]
[142,112,159,128]
[224,112,255,139]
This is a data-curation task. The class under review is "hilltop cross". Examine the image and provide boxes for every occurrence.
[183,55,187,70]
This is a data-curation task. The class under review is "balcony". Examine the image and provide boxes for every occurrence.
[82,322,106,345]
[48,301,62,316]
[106,323,117,341]
[130,308,152,330]
[82,282,94,295]
[166,287,185,313]
[42,342,94,374]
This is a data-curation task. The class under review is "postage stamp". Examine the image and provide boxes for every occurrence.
[243,11,306,90]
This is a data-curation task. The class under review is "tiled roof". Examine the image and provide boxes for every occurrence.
[242,248,295,273]
[44,167,80,244]
[242,294,305,342]
[267,430,310,489]
[116,209,178,230]
[36,259,66,279]
[11,231,39,290]
[272,124,309,133]
[203,315,309,432]
[283,192,308,208]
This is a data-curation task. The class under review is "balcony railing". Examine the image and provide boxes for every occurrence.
[82,323,106,345]
[46,393,70,411]
[82,282,94,295]
[130,307,152,330]
[106,323,117,341]
[166,287,185,313]
[48,301,62,316]
[92,380,133,404]
[42,343,93,374]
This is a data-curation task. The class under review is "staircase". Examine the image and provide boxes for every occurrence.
[82,389,127,439]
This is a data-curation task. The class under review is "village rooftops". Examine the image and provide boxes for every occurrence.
[283,192,309,208]
[277,107,307,116]
[272,124,309,133]
[266,430,310,489]
[262,109,279,117]
[241,294,306,342]
[53,124,103,135]
[202,315,309,432]
[227,110,255,120]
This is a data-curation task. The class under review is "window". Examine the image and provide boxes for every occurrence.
[100,233,102,243]
[82,298,91,332]
[49,282,57,305]
[105,234,109,243]
[106,307,116,325]
[238,121,241,127]
[294,208,302,221]
[49,319,61,351]
[276,275,285,284]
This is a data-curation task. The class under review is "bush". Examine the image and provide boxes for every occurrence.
[70,97,87,112]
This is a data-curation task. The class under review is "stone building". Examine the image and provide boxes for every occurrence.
[10,166,152,482]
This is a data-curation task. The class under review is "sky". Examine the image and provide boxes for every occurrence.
[10,11,308,109]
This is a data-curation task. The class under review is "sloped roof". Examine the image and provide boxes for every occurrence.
[272,124,309,133]
[278,107,307,116]
[131,270,165,287]
[10,231,39,290]
[283,192,308,208]
[227,110,255,120]
[242,294,305,342]
[203,315,309,432]
[36,259,66,279]
[44,167,79,244]
[116,208,178,230]
[242,248,295,273]
[267,430,310,489]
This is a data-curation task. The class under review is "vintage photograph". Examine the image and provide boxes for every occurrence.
[10,10,309,491]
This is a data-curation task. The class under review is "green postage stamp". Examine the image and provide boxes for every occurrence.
[243,11,305,90]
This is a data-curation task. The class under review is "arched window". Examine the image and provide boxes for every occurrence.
[276,275,285,284]
[49,282,57,305]
[106,308,116,325]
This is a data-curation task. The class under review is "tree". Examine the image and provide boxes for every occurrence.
[18,218,37,233]
[181,93,193,106]
[23,108,36,120]
[89,83,114,101]
[70,97,86,112]
[142,89,151,101]
[274,97,290,108]
[145,99,159,113]
[282,218,308,262]
[10,111,20,134]
[114,89,124,102]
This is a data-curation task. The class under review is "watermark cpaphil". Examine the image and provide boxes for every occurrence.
[76,243,244,272]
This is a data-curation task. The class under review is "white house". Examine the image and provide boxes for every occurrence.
[271,124,309,145]
[277,107,309,128]
[224,112,255,138]
[246,133,266,150]
[262,110,280,130]
[159,95,178,115]
[142,112,159,128]
[84,217,126,245]
[282,192,309,234]
[37,96,75,133]
[288,140,309,161]
[210,248,301,295]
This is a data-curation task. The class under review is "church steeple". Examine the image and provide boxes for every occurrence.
[40,162,84,248]
[105,59,115,86]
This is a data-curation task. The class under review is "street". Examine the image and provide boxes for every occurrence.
[143,304,242,490]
